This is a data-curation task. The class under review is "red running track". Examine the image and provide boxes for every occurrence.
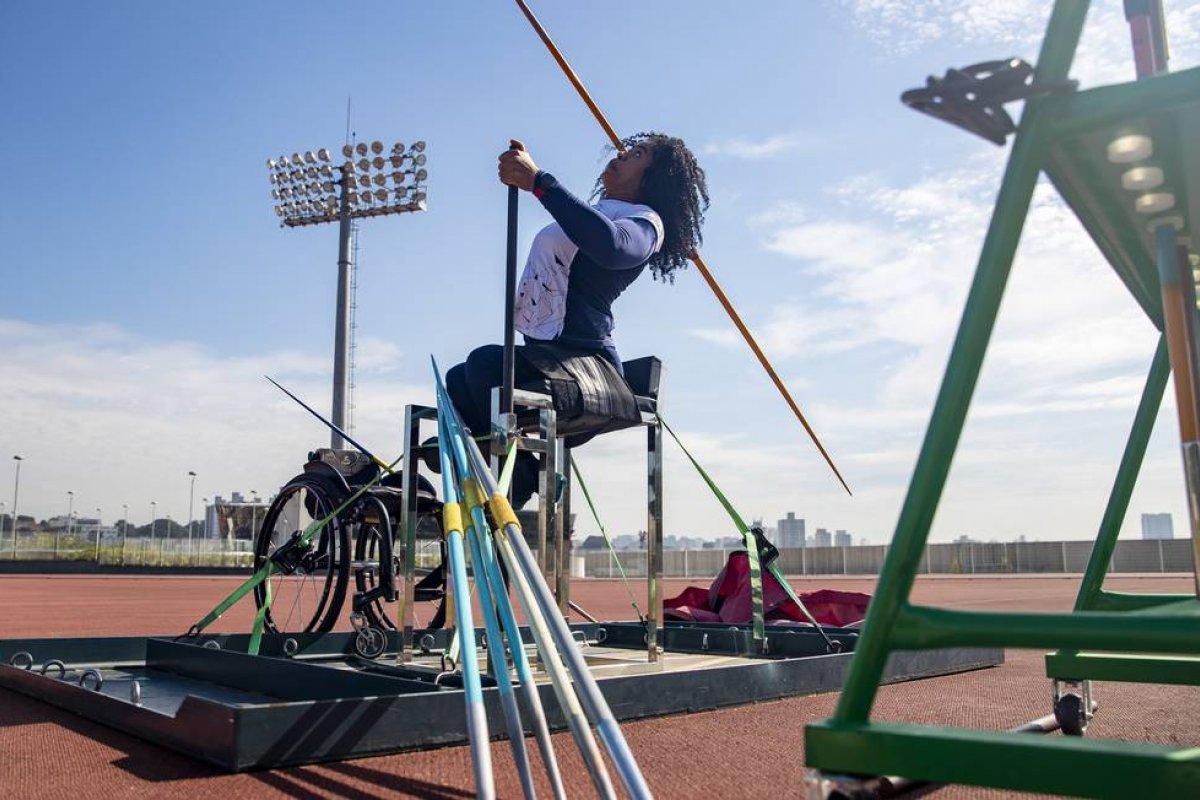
[1,574,1196,798]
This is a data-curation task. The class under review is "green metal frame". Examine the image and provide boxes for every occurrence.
[805,2,1200,795]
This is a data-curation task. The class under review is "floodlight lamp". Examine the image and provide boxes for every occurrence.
[412,153,427,167]
[373,173,386,187]
[411,190,427,203]
[321,181,335,193]
[355,142,368,156]
[1122,165,1163,192]
[317,148,331,162]
[291,153,304,165]
[389,155,404,168]
[372,156,385,170]
[274,206,284,217]
[391,171,404,183]
[391,142,405,154]
[303,151,316,164]
[358,175,372,188]
[271,188,280,199]
[279,155,290,167]
[414,168,428,182]
[319,165,333,178]
[347,191,358,204]
[1106,133,1153,164]
[357,158,370,171]
[1136,191,1175,215]
[342,144,354,159]
[370,140,383,154]
[267,158,277,170]
[374,188,387,201]
[410,141,426,153]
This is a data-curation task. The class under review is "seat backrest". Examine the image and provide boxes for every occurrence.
[621,356,662,400]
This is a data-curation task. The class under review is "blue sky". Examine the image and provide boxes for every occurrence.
[2,1,1199,543]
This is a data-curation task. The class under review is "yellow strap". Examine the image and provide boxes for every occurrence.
[487,493,520,530]
[463,478,486,510]
[442,502,463,536]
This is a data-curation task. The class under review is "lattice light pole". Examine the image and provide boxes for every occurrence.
[266,140,428,448]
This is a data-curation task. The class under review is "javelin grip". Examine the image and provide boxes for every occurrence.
[502,145,519,418]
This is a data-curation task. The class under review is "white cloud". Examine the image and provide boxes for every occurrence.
[843,0,1200,88]
[0,320,429,524]
[704,132,814,160]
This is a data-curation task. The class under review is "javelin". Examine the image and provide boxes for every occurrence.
[264,375,393,472]
[513,0,852,496]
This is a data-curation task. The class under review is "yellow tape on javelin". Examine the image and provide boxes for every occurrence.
[443,502,464,536]
[487,494,520,530]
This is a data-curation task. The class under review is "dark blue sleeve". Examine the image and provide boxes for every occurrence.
[532,171,658,270]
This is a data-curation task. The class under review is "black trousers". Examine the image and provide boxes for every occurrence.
[445,344,544,507]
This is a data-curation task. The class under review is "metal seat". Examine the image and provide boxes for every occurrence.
[496,354,666,661]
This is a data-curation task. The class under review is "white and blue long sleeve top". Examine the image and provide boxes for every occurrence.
[513,170,663,370]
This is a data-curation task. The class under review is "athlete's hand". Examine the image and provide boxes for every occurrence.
[498,139,539,192]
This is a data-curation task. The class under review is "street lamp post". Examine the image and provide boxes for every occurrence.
[94,507,102,562]
[61,490,74,558]
[121,503,129,566]
[150,501,157,567]
[11,455,24,560]
[187,470,197,565]
[266,140,428,448]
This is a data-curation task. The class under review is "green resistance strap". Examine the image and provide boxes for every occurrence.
[183,452,404,653]
[657,415,837,651]
[497,439,519,496]
[570,454,645,625]
[657,414,766,644]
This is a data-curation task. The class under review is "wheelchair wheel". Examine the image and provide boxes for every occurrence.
[351,496,397,631]
[353,511,446,631]
[253,478,350,634]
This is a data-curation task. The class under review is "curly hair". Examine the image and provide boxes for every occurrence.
[592,132,709,282]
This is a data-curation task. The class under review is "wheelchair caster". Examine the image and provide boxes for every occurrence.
[350,612,387,660]
[1054,692,1087,736]
[1052,678,1093,736]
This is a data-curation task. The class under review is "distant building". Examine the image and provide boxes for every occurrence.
[1141,513,1174,540]
[834,529,852,547]
[814,527,832,548]
[778,512,806,548]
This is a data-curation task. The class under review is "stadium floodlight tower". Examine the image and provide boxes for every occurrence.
[266,140,428,448]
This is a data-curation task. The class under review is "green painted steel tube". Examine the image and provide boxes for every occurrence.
[831,0,1091,724]
[1075,336,1170,611]
[806,720,1200,798]
[1090,590,1191,612]
[1050,65,1200,139]
[892,603,1200,653]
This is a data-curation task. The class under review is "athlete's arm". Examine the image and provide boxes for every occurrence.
[533,171,658,270]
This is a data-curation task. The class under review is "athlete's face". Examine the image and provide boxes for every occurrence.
[601,143,654,202]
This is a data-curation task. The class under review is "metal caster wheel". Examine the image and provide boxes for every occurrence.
[1054,692,1088,736]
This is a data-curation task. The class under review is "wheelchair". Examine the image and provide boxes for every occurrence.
[251,448,447,639]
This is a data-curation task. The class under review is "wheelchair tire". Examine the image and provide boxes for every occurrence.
[252,477,351,634]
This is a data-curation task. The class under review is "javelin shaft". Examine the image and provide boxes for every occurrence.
[265,375,391,471]
[434,359,615,798]
[512,0,851,495]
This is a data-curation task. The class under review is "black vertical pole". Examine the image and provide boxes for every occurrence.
[501,144,519,418]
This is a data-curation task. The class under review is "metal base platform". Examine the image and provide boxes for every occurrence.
[0,623,1001,772]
